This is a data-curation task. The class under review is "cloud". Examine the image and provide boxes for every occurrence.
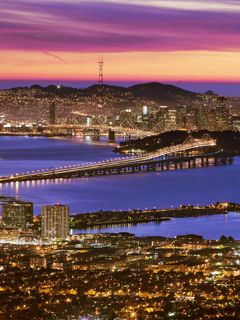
[100,0,240,12]
[14,0,240,12]
[15,0,240,12]
[0,0,240,53]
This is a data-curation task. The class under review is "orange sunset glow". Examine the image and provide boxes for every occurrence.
[1,51,240,82]
[0,0,240,93]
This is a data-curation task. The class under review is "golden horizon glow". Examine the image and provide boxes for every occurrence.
[1,50,240,82]
[1,1,240,84]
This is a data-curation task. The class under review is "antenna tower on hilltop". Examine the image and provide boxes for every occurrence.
[98,57,104,84]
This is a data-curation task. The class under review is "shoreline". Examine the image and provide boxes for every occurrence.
[70,202,239,230]
[0,133,119,146]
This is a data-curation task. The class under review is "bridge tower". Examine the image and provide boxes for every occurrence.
[98,57,104,84]
[108,129,115,142]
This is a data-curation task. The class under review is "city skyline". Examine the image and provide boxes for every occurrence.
[0,0,240,85]
[1,2,240,319]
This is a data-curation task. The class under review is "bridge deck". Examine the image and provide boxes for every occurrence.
[0,139,217,183]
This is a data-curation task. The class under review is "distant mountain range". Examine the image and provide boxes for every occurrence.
[11,82,199,105]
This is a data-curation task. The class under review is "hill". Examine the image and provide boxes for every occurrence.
[10,82,198,104]
[128,82,197,103]
[0,82,201,123]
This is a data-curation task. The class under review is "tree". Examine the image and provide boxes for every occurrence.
[219,235,227,242]
[227,236,235,243]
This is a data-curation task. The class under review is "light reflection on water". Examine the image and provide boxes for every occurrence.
[4,178,74,193]
[0,136,240,238]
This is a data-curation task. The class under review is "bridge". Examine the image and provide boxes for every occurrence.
[46,123,155,138]
[0,135,232,184]
[46,118,161,139]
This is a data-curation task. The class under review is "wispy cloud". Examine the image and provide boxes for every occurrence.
[18,0,240,12]
[101,0,240,12]
[0,0,239,53]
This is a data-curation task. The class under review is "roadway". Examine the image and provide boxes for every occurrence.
[0,138,216,183]
[46,124,155,137]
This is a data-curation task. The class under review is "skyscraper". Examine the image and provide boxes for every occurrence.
[2,201,33,230]
[215,97,231,130]
[50,102,56,125]
[165,107,177,131]
[142,105,148,115]
[41,204,69,240]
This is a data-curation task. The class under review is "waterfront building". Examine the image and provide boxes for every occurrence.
[41,204,69,240]
[1,201,33,230]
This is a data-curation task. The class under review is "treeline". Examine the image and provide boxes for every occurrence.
[115,130,240,154]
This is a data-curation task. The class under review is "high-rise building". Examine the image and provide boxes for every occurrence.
[157,106,168,131]
[204,108,217,131]
[86,116,93,126]
[165,107,177,131]
[196,104,209,130]
[50,102,56,125]
[176,105,187,129]
[215,97,231,131]
[232,116,240,131]
[1,201,33,230]
[41,204,69,240]
[186,111,197,132]
[185,106,198,132]
[142,105,148,115]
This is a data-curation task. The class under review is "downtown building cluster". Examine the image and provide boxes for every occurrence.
[0,86,240,134]
[117,96,238,133]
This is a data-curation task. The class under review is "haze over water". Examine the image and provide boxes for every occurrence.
[0,136,240,239]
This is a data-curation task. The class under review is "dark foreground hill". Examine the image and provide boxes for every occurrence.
[115,130,240,155]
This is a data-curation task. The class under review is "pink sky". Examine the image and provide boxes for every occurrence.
[0,0,240,82]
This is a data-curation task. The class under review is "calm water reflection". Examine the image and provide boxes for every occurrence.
[73,213,240,240]
[0,136,240,238]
